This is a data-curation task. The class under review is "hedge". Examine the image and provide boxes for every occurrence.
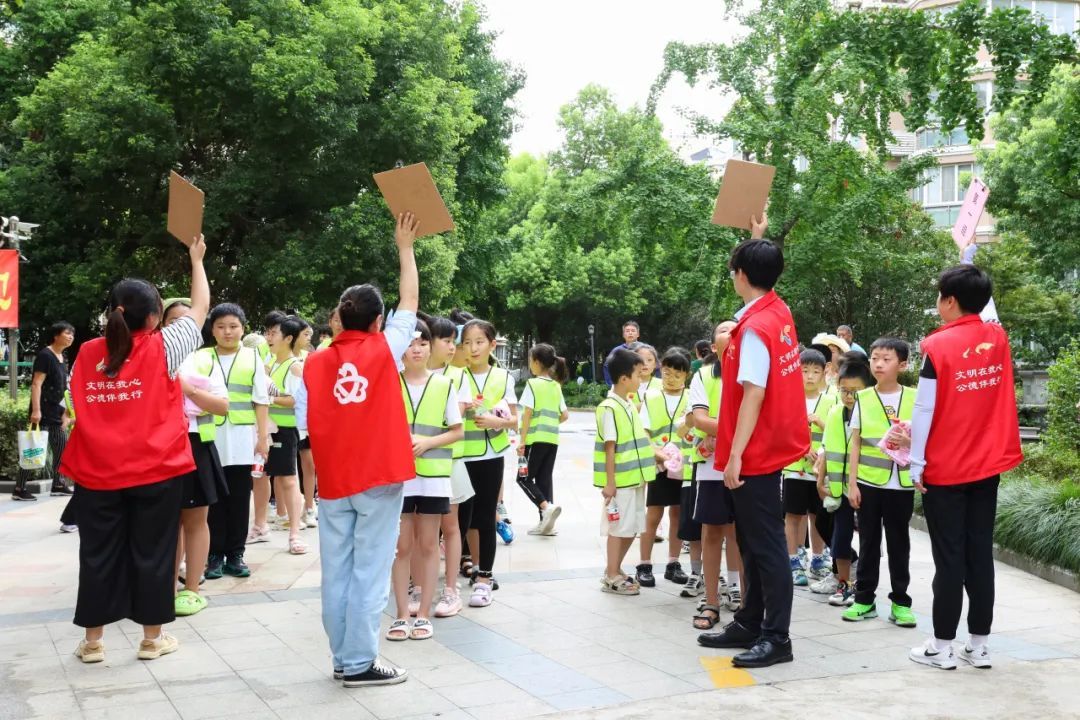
[0,390,33,482]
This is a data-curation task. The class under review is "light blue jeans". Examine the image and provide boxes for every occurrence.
[319,483,404,676]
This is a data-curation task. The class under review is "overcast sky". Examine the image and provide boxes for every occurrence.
[480,1,745,157]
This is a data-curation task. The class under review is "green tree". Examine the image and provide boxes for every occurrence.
[649,0,1074,344]
[0,0,520,342]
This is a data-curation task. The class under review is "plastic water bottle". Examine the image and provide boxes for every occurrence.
[517,454,529,479]
[606,499,620,522]
[251,453,266,479]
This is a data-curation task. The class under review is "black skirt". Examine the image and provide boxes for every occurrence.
[181,433,227,509]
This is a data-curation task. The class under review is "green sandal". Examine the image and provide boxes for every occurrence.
[174,590,207,616]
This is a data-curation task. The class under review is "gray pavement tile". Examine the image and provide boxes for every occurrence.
[182,607,255,629]
[237,662,328,686]
[61,659,156,691]
[477,651,565,677]
[88,700,182,719]
[0,688,80,718]
[1003,646,1078,661]
[0,625,53,647]
[352,686,457,719]
[429,624,505,648]
[448,637,533,663]
[274,700,378,719]
[634,648,716,676]
[543,686,631,711]
[501,666,601,697]
[159,673,248,702]
[377,642,470,670]
[170,688,272,720]
[196,591,274,608]
[434,677,537,708]
[607,674,704,700]
[576,658,682,685]
[257,679,354,709]
[219,648,309,672]
[207,633,289,656]
[192,620,270,642]
[145,644,235,682]
[0,655,64,683]
[465,696,558,719]
[4,640,59,662]
[0,607,74,629]
[396,712,474,720]
[74,681,169,710]
[407,662,499,689]
[541,644,630,670]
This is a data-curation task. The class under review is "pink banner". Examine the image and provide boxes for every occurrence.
[952,177,989,249]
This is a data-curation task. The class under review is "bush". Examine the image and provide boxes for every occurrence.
[562,382,610,409]
[0,391,33,482]
[1018,440,1080,483]
[995,475,1080,574]
[1044,340,1080,452]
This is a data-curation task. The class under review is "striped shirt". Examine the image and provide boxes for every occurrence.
[162,315,203,377]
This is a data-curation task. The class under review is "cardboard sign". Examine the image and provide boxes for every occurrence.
[711,159,776,231]
[167,171,204,246]
[0,250,18,328]
[952,177,989,250]
[373,163,455,238]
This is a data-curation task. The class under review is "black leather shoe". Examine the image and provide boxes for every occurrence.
[664,561,688,584]
[635,563,655,587]
[732,639,794,668]
[697,620,758,649]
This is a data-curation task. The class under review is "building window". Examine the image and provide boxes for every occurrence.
[916,126,969,150]
[990,0,1079,35]
[913,162,985,227]
[975,80,993,113]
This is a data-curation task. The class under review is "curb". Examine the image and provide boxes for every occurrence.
[910,514,1080,593]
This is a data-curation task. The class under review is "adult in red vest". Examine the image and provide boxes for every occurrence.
[908,265,1022,671]
[60,234,209,665]
[296,213,419,687]
[698,214,808,669]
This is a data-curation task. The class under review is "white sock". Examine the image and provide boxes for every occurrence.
[969,634,989,649]
[727,571,739,587]
[668,557,679,564]
[932,637,952,652]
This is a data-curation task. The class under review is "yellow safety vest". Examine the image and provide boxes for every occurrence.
[199,347,257,426]
[190,350,222,443]
[267,357,298,428]
[441,365,466,459]
[784,392,837,477]
[822,403,851,498]
[643,388,692,480]
[628,376,663,408]
[317,337,332,350]
[523,377,563,446]
[401,373,455,478]
[593,396,656,488]
[691,367,721,464]
[855,386,915,487]
[462,367,511,458]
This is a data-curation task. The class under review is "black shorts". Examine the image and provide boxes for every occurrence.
[267,427,299,477]
[678,483,702,541]
[691,467,735,526]
[402,495,450,515]
[782,476,823,516]
[180,433,227,509]
[646,470,682,507]
[298,435,311,451]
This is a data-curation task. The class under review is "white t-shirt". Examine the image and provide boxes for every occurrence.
[851,389,905,490]
[459,368,518,462]
[403,376,463,498]
[597,391,637,443]
[688,371,723,480]
[211,349,271,467]
[178,353,229,434]
[518,377,568,412]
[734,296,770,387]
[639,391,684,435]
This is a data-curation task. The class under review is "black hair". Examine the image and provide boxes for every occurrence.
[263,310,286,330]
[809,343,835,363]
[629,342,658,367]
[838,354,875,387]
[728,239,784,290]
[709,320,737,379]
[869,337,910,363]
[48,321,74,343]
[338,284,384,331]
[420,312,456,341]
[162,300,191,325]
[693,340,710,359]
[449,308,474,325]
[274,316,304,351]
[606,347,643,384]
[800,348,827,369]
[296,316,312,331]
[462,319,498,366]
[660,346,692,374]
[530,343,569,383]
[103,279,162,377]
[938,264,992,315]
[414,318,432,343]
[622,320,640,331]
[210,303,247,328]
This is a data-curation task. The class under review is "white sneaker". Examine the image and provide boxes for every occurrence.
[959,643,992,669]
[407,585,422,617]
[303,508,318,527]
[810,574,839,595]
[796,546,810,570]
[527,524,545,536]
[246,524,271,544]
[434,587,462,617]
[469,582,493,608]
[724,585,742,611]
[60,524,78,533]
[909,639,957,670]
[538,505,561,534]
[680,574,705,598]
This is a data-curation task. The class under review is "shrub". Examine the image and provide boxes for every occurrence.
[0,391,34,482]
[995,476,1080,574]
[1044,340,1080,452]
[562,382,609,409]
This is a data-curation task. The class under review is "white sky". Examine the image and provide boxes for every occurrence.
[480,1,745,157]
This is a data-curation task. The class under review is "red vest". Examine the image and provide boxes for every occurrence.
[61,332,194,490]
[303,329,415,500]
[715,291,809,475]
[920,314,1022,485]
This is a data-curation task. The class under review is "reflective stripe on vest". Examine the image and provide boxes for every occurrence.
[691,368,720,464]
[462,367,511,458]
[855,386,915,487]
[268,357,298,428]
[593,398,656,488]
[401,373,454,478]
[442,366,467,459]
[201,347,257,426]
[190,350,219,442]
[643,388,693,480]
[524,378,562,446]
[784,392,837,476]
[822,404,850,498]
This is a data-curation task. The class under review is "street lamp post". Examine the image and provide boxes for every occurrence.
[587,324,596,385]
[1,215,37,401]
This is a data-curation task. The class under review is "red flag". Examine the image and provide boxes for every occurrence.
[0,250,18,329]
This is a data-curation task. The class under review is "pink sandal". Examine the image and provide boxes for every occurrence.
[288,537,308,555]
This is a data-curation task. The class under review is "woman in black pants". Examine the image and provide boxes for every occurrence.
[458,320,517,609]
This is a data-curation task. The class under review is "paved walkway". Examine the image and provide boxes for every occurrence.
[2,413,1079,720]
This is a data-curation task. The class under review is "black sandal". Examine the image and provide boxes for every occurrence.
[459,556,474,578]
[693,604,721,630]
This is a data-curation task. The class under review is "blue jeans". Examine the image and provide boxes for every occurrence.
[319,483,404,675]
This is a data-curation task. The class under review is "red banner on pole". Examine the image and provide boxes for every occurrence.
[0,250,19,328]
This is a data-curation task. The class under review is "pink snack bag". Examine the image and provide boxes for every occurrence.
[877,419,912,467]
[661,442,683,476]
[181,373,211,418]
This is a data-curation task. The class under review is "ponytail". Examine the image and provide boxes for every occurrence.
[530,343,569,384]
[103,308,132,377]
[103,278,162,378]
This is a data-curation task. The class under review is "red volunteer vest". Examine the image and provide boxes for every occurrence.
[61,332,194,490]
[920,314,1022,485]
[303,329,415,500]
[715,290,809,475]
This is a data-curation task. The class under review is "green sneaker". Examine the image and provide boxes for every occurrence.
[889,603,917,627]
[842,602,878,622]
[174,590,208,616]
